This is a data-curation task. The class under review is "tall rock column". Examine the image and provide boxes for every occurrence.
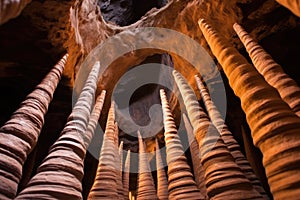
[83,90,106,148]
[16,61,101,200]
[155,139,168,200]
[88,103,119,199]
[233,23,300,118]
[160,89,205,200]
[172,72,263,199]
[183,114,207,198]
[199,18,300,199]
[123,150,131,200]
[195,75,268,199]
[136,132,157,200]
[0,54,67,199]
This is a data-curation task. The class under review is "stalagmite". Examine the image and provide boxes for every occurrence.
[195,75,268,199]
[275,0,300,17]
[88,103,119,199]
[123,150,131,200]
[15,61,100,199]
[83,90,106,148]
[171,74,263,199]
[0,54,67,199]
[155,139,168,200]
[233,23,300,118]
[117,141,124,200]
[160,89,204,200]
[136,131,157,200]
[183,114,208,198]
[0,0,32,25]
[199,18,300,199]
[173,70,207,196]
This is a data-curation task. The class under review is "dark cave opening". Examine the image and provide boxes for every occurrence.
[98,0,168,26]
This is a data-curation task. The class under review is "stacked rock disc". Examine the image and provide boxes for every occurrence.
[123,150,131,200]
[160,89,204,200]
[155,139,168,200]
[0,54,68,199]
[16,61,100,200]
[195,75,268,198]
[172,69,263,199]
[88,103,119,199]
[136,131,157,200]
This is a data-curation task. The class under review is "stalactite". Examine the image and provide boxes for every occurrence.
[83,90,106,148]
[136,131,157,200]
[155,139,168,200]
[195,75,268,199]
[117,141,124,200]
[160,89,204,200]
[199,18,300,199]
[275,0,300,17]
[0,54,67,199]
[15,60,100,199]
[0,0,32,25]
[233,23,300,118]
[88,103,119,199]
[183,114,208,198]
[172,72,263,199]
[123,150,131,200]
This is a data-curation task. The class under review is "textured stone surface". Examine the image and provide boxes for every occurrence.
[0,0,300,199]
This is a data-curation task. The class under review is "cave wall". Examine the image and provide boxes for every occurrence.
[0,0,300,199]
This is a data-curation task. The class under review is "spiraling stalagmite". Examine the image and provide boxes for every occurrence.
[199,18,300,199]
[136,131,157,200]
[15,61,100,199]
[117,141,124,200]
[88,103,119,199]
[114,122,120,146]
[155,139,168,200]
[233,23,300,118]
[160,89,204,200]
[173,70,207,196]
[0,0,32,25]
[123,150,131,200]
[83,90,106,148]
[275,0,300,17]
[183,114,207,198]
[0,54,67,199]
[171,74,263,199]
[195,75,268,199]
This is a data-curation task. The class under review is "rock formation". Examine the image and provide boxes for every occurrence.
[0,0,300,199]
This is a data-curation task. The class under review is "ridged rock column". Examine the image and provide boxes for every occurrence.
[195,75,268,199]
[160,89,204,200]
[155,139,168,200]
[0,54,67,199]
[233,23,300,118]
[172,71,263,199]
[117,141,124,200]
[136,131,157,200]
[83,90,106,148]
[88,103,119,199]
[199,18,300,199]
[16,61,101,199]
[123,150,131,200]
[183,114,208,198]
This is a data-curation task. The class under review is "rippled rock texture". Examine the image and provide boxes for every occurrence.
[0,0,300,199]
